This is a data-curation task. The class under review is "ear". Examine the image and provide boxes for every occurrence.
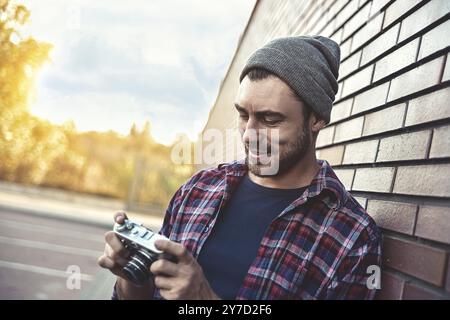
[310,112,326,134]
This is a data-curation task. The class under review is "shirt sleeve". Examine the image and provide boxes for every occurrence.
[111,281,119,300]
[324,226,382,300]
[158,184,184,238]
[158,167,207,237]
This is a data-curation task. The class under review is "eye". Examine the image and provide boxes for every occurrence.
[262,116,282,125]
[238,112,249,120]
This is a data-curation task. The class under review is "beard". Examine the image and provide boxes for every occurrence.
[245,122,311,177]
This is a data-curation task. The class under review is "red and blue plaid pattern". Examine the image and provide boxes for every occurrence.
[156,159,381,300]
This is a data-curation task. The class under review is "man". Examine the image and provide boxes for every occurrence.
[98,35,382,300]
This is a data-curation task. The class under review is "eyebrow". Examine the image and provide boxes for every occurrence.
[234,103,285,118]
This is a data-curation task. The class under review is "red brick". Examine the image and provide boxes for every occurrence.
[398,0,450,42]
[376,130,431,162]
[382,236,447,286]
[393,164,450,197]
[405,88,450,126]
[367,200,417,235]
[361,23,400,65]
[415,205,450,245]
[387,56,445,102]
[353,167,395,193]
[363,103,406,136]
[376,271,405,300]
[418,19,450,60]
[402,282,446,300]
[373,38,419,82]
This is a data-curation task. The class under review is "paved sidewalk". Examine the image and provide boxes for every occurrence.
[0,183,165,299]
[0,186,164,231]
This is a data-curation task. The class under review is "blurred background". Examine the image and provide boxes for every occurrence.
[0,0,255,299]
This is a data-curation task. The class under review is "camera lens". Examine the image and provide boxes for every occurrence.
[123,249,159,286]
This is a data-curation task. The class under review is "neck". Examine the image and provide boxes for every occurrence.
[248,151,321,189]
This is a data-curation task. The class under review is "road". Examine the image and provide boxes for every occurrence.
[0,208,114,299]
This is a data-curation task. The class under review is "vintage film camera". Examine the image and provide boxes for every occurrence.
[113,219,174,286]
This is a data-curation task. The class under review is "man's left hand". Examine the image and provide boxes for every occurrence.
[150,239,220,300]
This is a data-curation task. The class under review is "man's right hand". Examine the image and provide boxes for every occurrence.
[98,211,155,299]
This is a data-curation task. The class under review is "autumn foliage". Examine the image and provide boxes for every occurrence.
[0,1,194,209]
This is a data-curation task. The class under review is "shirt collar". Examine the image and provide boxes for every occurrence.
[219,158,349,210]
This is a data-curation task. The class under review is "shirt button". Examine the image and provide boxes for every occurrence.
[203,226,209,233]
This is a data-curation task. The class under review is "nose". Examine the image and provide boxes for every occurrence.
[241,119,269,151]
[241,117,258,147]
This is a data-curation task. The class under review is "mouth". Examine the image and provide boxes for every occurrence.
[247,148,271,163]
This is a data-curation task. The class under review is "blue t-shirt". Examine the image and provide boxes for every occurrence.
[197,174,307,299]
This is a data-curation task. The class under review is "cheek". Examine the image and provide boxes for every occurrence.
[238,118,247,134]
[266,127,292,147]
[238,125,245,138]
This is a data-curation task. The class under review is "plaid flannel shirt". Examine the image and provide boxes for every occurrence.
[154,159,381,300]
[113,159,381,300]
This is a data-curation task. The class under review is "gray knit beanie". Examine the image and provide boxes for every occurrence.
[239,35,341,124]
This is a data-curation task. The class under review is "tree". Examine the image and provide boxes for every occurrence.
[0,0,56,183]
[0,1,194,212]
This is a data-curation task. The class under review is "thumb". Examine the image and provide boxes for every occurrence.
[113,211,128,224]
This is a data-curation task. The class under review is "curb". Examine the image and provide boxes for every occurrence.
[0,203,163,230]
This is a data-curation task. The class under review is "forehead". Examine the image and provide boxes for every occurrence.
[235,75,303,114]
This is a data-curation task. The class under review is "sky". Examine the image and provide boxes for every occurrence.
[20,0,255,145]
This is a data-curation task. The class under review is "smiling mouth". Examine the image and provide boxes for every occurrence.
[247,149,272,162]
[249,150,268,156]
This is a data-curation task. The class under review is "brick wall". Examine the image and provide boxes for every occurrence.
[198,0,450,299]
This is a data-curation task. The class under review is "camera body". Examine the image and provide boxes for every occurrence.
[113,219,173,286]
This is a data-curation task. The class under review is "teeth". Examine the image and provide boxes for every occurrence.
[249,150,271,159]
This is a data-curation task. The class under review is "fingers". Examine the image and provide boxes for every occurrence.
[105,244,129,266]
[105,231,130,259]
[98,211,130,278]
[114,211,128,224]
[154,275,173,290]
[98,231,131,276]
[150,258,178,277]
[155,240,190,262]
[98,255,115,269]
[97,255,124,277]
